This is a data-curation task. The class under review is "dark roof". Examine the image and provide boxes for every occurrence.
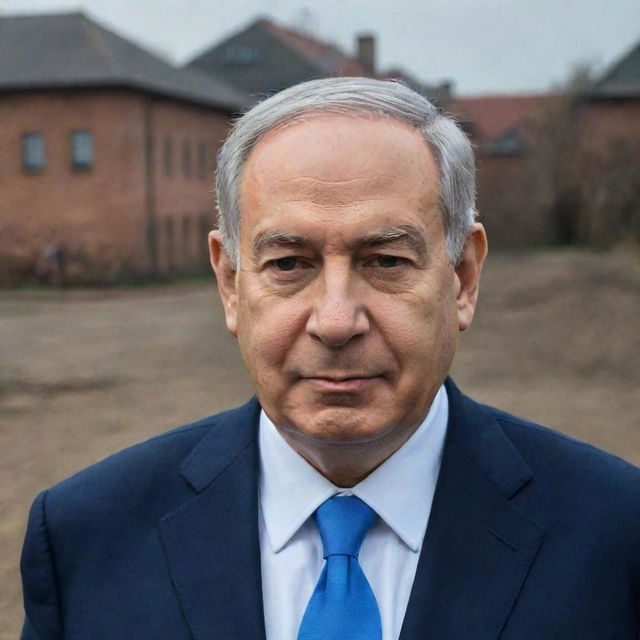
[262,20,366,77]
[186,18,370,98]
[589,41,640,99]
[0,12,249,111]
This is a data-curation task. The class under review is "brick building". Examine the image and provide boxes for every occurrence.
[585,39,640,136]
[448,39,640,249]
[0,13,248,284]
[3,13,636,284]
[447,94,560,246]
[580,41,640,244]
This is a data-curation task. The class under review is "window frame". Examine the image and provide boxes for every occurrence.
[197,141,208,179]
[164,136,174,177]
[22,132,45,174]
[182,139,192,178]
[70,129,95,172]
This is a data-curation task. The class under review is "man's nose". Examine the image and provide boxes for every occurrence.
[306,262,370,347]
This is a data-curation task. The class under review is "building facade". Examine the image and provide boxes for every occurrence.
[0,13,247,284]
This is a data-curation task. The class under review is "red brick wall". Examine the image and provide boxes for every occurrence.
[0,90,146,281]
[580,100,640,143]
[578,99,640,242]
[470,98,640,247]
[151,100,231,274]
[475,153,554,247]
[0,89,231,283]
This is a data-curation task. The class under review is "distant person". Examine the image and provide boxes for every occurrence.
[20,78,640,639]
[36,243,66,286]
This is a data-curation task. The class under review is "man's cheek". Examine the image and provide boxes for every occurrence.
[244,324,294,373]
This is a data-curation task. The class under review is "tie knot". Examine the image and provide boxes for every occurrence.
[315,496,376,558]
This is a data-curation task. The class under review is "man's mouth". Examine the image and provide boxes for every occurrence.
[301,374,384,392]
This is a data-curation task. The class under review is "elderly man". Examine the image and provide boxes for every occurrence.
[21,78,640,640]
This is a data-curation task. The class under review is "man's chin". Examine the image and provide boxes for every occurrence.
[277,409,397,447]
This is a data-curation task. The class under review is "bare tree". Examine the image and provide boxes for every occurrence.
[527,64,640,247]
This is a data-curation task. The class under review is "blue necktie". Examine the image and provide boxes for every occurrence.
[297,495,382,640]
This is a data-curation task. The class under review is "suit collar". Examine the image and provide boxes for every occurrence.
[399,378,545,640]
[160,397,266,640]
[176,379,532,498]
[259,384,449,554]
[444,378,533,498]
[161,381,545,640]
[179,396,261,492]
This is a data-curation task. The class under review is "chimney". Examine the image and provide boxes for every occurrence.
[357,34,375,76]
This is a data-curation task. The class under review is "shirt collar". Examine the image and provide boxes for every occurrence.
[259,385,449,554]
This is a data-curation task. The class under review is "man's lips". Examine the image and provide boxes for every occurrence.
[300,375,384,392]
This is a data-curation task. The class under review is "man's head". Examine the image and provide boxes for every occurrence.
[210,78,487,485]
[216,77,476,268]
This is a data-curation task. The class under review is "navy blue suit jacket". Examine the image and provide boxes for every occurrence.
[21,379,640,639]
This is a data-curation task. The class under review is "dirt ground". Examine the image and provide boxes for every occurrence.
[1,248,639,636]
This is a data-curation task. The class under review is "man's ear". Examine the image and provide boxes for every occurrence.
[455,223,488,332]
[209,230,238,336]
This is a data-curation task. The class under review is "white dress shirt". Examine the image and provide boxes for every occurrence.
[258,385,449,640]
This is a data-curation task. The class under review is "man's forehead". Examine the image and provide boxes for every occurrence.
[240,114,440,213]
[249,177,429,211]
[257,109,420,146]
[243,113,438,184]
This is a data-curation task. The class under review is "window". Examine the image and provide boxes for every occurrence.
[22,132,45,174]
[197,142,207,178]
[182,216,191,259]
[490,129,521,157]
[223,45,258,65]
[71,130,94,171]
[182,140,192,177]
[165,218,175,269]
[163,137,174,176]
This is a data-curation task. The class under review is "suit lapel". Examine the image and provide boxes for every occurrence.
[157,383,546,640]
[159,399,267,640]
[399,380,546,640]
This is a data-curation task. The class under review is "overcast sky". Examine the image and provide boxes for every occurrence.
[1,0,638,95]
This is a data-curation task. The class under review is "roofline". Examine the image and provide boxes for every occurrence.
[594,40,640,86]
[184,15,365,79]
[0,10,247,112]
[451,91,560,101]
[583,88,640,101]
[0,10,84,19]
[184,15,270,67]
[0,83,242,114]
[261,20,368,78]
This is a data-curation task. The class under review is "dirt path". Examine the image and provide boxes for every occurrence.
[2,249,639,636]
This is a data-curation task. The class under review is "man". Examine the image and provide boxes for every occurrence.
[21,78,640,639]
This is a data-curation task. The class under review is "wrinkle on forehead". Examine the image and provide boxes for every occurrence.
[280,175,380,186]
[276,174,431,207]
[245,114,435,177]
[239,114,442,224]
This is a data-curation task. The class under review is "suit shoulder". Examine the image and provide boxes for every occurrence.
[50,415,213,491]
[43,401,256,518]
[485,404,640,493]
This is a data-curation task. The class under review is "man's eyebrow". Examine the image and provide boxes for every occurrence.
[252,225,429,260]
[360,225,428,255]
[253,231,308,259]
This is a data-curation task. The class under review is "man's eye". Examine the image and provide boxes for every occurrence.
[375,255,402,268]
[274,257,298,271]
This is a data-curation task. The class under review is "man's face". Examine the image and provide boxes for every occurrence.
[211,114,485,473]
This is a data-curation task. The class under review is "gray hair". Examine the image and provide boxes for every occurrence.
[215,77,476,267]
